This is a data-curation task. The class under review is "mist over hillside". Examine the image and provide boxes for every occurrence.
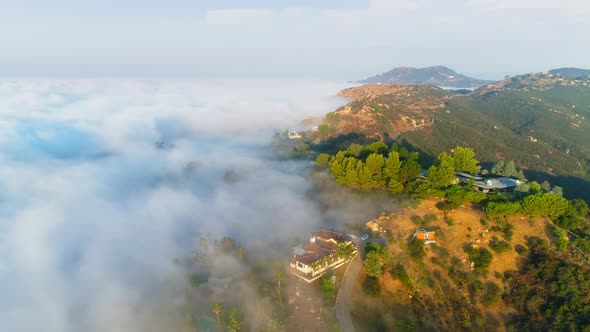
[0,79,400,332]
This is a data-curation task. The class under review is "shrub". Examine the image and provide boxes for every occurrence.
[364,251,384,277]
[515,244,528,255]
[486,201,521,219]
[521,193,569,220]
[431,257,441,266]
[551,225,568,251]
[467,246,493,274]
[397,320,416,332]
[363,277,381,296]
[481,282,502,306]
[572,238,590,254]
[315,154,330,166]
[364,242,382,254]
[393,264,412,288]
[489,236,512,253]
[444,217,455,227]
[408,240,425,260]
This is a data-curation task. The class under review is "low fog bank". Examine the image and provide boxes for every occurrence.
[0,78,397,331]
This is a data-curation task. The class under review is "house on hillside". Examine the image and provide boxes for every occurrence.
[290,229,357,282]
[455,172,521,193]
[414,229,436,244]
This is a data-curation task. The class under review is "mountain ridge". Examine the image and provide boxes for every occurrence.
[548,67,590,79]
[357,65,494,88]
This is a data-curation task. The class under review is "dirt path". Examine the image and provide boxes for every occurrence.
[335,255,361,332]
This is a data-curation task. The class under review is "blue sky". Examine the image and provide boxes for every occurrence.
[1,0,589,79]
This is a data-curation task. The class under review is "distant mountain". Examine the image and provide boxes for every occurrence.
[357,66,494,88]
[312,72,590,201]
[549,67,590,79]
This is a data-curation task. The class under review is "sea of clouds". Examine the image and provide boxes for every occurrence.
[0,78,364,331]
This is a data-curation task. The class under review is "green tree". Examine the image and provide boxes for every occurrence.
[428,152,456,188]
[275,272,283,307]
[452,146,480,174]
[521,193,570,220]
[364,251,383,277]
[321,276,337,300]
[467,247,493,274]
[540,181,552,192]
[358,161,374,189]
[362,142,388,156]
[551,225,569,250]
[212,303,222,332]
[486,201,521,219]
[399,158,421,183]
[503,161,517,177]
[550,186,563,197]
[384,151,401,180]
[388,179,404,194]
[571,199,589,217]
[528,181,542,194]
[343,157,359,187]
[329,152,346,181]
[481,282,503,306]
[489,236,511,253]
[317,124,333,137]
[365,153,385,186]
[408,240,425,260]
[364,241,382,254]
[491,160,505,175]
[407,180,440,199]
[506,237,590,331]
[316,154,330,167]
[555,199,588,230]
[226,308,241,332]
[349,143,363,157]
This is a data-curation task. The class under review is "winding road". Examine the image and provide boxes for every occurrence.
[335,254,362,332]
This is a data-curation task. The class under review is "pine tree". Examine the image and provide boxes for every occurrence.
[428,152,456,188]
[504,161,517,177]
[384,151,401,181]
[344,158,359,187]
[388,179,404,194]
[365,153,385,185]
[491,160,505,175]
[452,146,480,174]
[399,159,421,183]
[357,160,374,190]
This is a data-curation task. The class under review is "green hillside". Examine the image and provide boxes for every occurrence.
[313,73,590,201]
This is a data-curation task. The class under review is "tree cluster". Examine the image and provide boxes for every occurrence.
[319,142,422,193]
[506,237,590,331]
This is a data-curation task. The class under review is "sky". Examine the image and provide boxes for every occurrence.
[1,0,589,79]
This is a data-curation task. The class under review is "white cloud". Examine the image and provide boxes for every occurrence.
[0,78,355,331]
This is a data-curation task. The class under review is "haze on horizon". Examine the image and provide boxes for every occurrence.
[1,0,589,80]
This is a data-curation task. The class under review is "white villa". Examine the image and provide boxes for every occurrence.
[290,229,357,282]
[455,172,522,193]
